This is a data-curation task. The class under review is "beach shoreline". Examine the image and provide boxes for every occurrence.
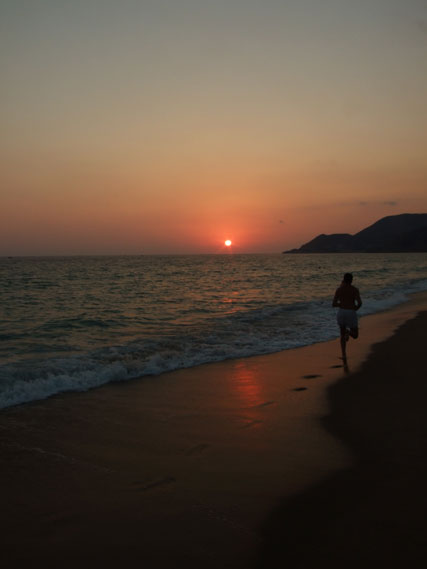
[1,292,427,567]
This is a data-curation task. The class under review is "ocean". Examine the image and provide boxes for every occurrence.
[1,253,427,409]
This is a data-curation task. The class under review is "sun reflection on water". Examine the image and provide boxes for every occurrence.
[231,360,263,408]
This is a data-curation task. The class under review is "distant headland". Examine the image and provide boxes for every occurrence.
[284,213,427,254]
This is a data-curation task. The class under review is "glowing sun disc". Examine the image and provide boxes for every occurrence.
[225,240,232,247]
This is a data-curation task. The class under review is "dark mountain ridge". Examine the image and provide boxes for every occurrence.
[284,213,427,253]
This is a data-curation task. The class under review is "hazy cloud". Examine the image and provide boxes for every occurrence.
[358,200,398,207]
[300,200,399,211]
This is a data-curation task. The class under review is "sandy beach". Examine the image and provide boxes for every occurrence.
[1,293,427,568]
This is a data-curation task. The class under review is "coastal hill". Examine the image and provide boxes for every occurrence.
[284,213,427,253]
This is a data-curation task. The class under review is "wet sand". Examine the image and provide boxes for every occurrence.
[1,293,427,568]
[257,308,427,568]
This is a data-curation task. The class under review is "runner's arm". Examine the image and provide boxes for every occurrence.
[354,289,362,310]
[332,289,340,307]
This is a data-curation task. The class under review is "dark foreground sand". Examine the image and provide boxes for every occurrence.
[1,294,427,568]
[256,309,427,569]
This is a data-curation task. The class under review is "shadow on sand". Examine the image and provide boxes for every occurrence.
[254,312,427,569]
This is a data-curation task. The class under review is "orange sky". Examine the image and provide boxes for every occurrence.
[1,1,427,255]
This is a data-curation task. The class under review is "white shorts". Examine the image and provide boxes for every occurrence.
[337,308,358,329]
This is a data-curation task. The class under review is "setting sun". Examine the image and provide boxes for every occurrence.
[225,240,232,247]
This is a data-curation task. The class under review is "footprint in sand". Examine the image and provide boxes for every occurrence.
[184,443,210,456]
[292,387,308,391]
[302,374,322,379]
[240,419,263,429]
[253,400,276,408]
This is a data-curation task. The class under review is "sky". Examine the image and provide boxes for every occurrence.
[1,0,427,255]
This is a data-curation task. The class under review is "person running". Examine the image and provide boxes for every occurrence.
[332,272,362,359]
